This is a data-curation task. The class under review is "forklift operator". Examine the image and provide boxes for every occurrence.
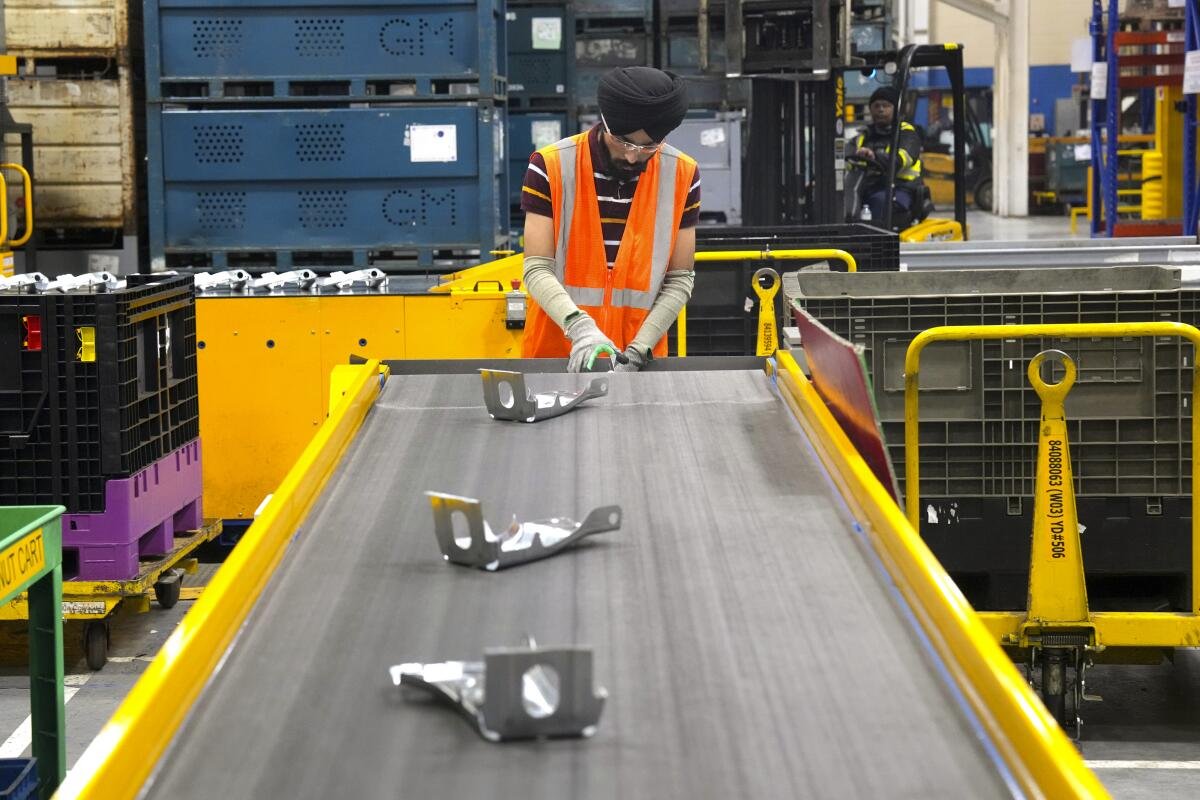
[519,66,701,373]
[850,86,924,223]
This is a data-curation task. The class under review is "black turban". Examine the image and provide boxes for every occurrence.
[598,67,689,143]
[869,86,900,108]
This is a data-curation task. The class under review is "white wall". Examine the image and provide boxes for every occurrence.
[931,0,1094,67]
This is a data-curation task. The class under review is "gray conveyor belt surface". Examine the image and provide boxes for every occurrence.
[146,370,1013,799]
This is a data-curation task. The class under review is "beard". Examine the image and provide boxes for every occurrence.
[603,147,649,181]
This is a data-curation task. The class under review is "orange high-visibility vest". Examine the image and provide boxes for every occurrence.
[523,131,698,358]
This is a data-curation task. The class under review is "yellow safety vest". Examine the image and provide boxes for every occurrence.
[854,121,923,182]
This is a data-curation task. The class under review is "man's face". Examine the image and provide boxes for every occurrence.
[870,99,895,128]
[601,127,658,180]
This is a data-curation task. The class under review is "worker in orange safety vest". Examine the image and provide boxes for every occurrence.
[519,66,700,372]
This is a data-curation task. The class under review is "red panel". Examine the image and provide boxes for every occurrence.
[793,306,901,502]
[1117,54,1182,67]
[20,314,41,351]
[1114,32,1174,45]
[1112,221,1184,237]
[1117,75,1183,88]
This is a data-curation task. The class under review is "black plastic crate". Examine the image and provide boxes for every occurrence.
[0,274,199,512]
[696,223,900,272]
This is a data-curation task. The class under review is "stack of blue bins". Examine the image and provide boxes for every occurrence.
[505,0,574,233]
[144,0,509,271]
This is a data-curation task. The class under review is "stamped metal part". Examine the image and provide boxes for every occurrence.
[480,368,609,422]
[389,642,607,741]
[426,491,620,571]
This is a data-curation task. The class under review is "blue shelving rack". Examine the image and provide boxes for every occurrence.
[1090,0,1200,238]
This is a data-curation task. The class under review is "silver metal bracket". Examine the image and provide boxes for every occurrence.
[426,491,620,571]
[480,368,608,422]
[389,641,607,741]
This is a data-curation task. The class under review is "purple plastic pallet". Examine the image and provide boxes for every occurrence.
[62,440,202,581]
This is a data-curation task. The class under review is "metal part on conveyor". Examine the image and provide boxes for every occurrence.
[389,641,607,741]
[480,368,609,422]
[427,491,621,571]
[38,271,123,293]
[317,268,388,293]
[193,270,251,293]
[901,235,1200,271]
[0,270,47,291]
[249,269,318,293]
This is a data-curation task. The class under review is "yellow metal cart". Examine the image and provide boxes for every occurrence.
[0,521,221,670]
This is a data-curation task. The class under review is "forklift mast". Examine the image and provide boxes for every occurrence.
[727,1,969,236]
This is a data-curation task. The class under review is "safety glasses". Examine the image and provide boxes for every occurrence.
[600,113,663,155]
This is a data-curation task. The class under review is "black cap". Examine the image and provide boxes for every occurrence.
[869,86,900,107]
[598,67,689,143]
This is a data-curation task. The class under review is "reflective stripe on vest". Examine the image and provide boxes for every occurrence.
[852,126,922,182]
[552,139,681,311]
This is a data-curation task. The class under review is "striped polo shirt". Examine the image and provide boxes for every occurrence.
[520,125,701,268]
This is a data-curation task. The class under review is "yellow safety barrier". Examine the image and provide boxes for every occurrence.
[693,247,857,273]
[776,350,1108,799]
[676,305,687,357]
[56,360,386,799]
[685,248,855,357]
[0,162,33,247]
[0,171,10,246]
[904,323,1200,652]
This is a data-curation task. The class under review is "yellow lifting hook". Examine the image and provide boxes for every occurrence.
[1022,350,1097,735]
[1027,350,1089,626]
[753,267,780,357]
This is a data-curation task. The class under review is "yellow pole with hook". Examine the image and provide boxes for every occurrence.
[1026,350,1089,624]
[753,267,780,356]
[677,247,855,358]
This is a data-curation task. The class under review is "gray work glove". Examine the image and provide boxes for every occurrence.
[565,313,619,373]
[613,345,649,373]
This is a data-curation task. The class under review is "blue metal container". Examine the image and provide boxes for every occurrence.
[573,0,651,22]
[145,0,507,102]
[507,110,569,210]
[506,4,573,109]
[146,103,508,268]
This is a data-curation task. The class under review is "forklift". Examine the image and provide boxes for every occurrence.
[841,44,971,241]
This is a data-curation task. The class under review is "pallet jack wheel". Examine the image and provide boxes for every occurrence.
[1041,650,1067,725]
[154,569,184,610]
[84,621,109,671]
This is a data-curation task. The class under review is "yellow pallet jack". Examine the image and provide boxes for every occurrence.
[904,322,1200,734]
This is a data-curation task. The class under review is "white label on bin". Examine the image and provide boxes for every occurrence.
[409,124,458,163]
[532,17,562,50]
[1073,144,1091,162]
[1090,62,1108,100]
[699,127,727,147]
[531,120,562,148]
[1185,51,1200,95]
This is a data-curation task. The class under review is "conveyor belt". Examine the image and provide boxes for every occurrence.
[145,370,1013,799]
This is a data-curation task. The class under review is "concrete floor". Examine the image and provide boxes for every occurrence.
[0,560,221,774]
[965,210,1085,241]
